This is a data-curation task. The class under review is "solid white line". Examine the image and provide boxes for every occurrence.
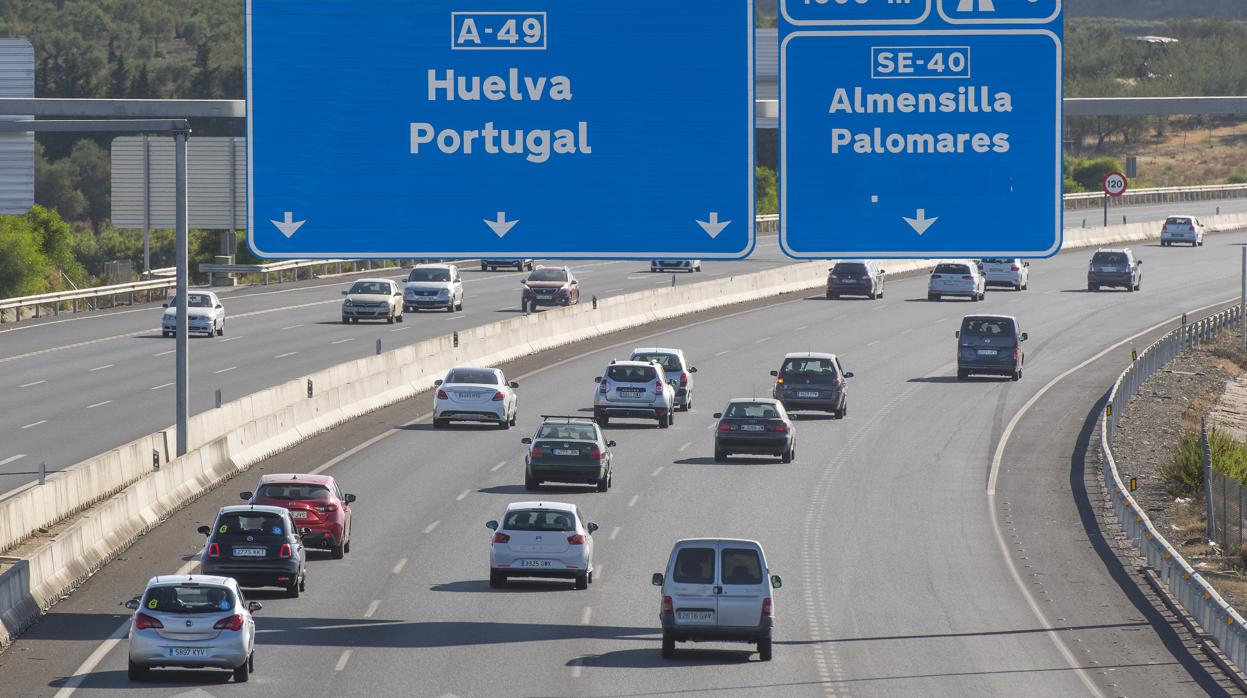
[88,364,114,372]
[609,526,620,541]
[678,441,691,452]
[491,460,507,472]
[651,466,664,477]
[331,338,355,345]
[20,420,46,430]
[19,380,46,388]
[334,649,352,672]
[150,382,173,390]
[152,350,174,357]
[51,622,129,698]
[392,558,408,575]
[364,600,381,618]
[275,351,298,359]
[423,520,441,534]
[213,366,238,374]
[456,489,470,501]
[0,454,25,467]
[580,607,593,625]
[627,495,639,507]
[86,400,113,410]
[281,324,303,330]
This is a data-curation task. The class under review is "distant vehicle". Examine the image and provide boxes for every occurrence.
[521,266,580,308]
[713,399,796,463]
[770,352,852,418]
[522,415,615,491]
[826,260,885,300]
[197,505,308,597]
[162,291,225,337]
[593,360,677,427]
[650,259,702,273]
[927,261,986,302]
[341,278,404,323]
[403,264,464,312]
[629,347,697,411]
[956,314,1028,381]
[487,501,598,589]
[481,258,535,272]
[1087,248,1142,292]
[124,575,261,682]
[652,538,781,661]
[1160,215,1205,247]
[241,473,356,559]
[433,367,519,429]
[979,258,1030,291]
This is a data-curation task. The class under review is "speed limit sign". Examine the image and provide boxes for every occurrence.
[1102,171,1128,197]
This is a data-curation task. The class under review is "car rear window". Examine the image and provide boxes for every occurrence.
[607,365,657,383]
[980,258,1013,265]
[528,269,568,282]
[1092,252,1128,266]
[349,281,390,295]
[408,268,451,282]
[446,369,499,385]
[503,509,575,531]
[256,483,331,501]
[724,403,781,419]
[142,585,236,614]
[214,512,287,537]
[673,547,716,584]
[933,263,970,275]
[831,262,867,274]
[1165,217,1192,226]
[960,317,1016,338]
[780,358,837,376]
[630,353,681,372]
[721,548,763,585]
[536,424,597,441]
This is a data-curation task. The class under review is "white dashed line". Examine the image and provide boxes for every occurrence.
[0,454,26,467]
[715,350,732,357]
[213,366,238,374]
[571,657,584,678]
[445,314,466,321]
[281,324,304,330]
[900,328,914,335]
[795,325,809,332]
[20,420,46,430]
[651,466,664,477]
[275,352,298,359]
[678,441,691,452]
[88,364,114,372]
[755,337,771,344]
[152,350,174,357]
[86,401,113,410]
[867,340,880,347]
[627,495,639,507]
[220,336,241,343]
[19,380,46,388]
[491,460,507,472]
[608,527,622,542]
[580,607,593,625]
[331,338,355,345]
[604,288,623,293]
[391,326,412,332]
[423,520,441,534]
[456,489,471,501]
[364,600,381,618]
[334,649,352,672]
[150,382,173,390]
[393,558,408,575]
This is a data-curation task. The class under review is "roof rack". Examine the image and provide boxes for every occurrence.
[539,414,595,422]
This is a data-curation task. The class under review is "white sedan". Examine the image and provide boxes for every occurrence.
[162,291,225,337]
[432,367,518,429]
[486,501,598,589]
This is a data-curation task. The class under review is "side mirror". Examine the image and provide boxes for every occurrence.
[1023,261,1031,267]
[240,491,253,501]
[434,379,443,386]
[162,303,169,308]
[486,520,498,530]
[606,440,617,448]
[571,279,579,284]
[879,269,887,274]
[771,575,783,589]
[769,370,778,377]
[1137,259,1143,266]
[341,290,348,295]
[247,601,263,613]
[689,367,698,373]
[587,522,599,534]
[713,412,723,419]
[521,437,532,444]
[651,573,665,586]
[593,377,601,383]
[123,598,140,610]
[954,330,960,338]
[510,381,519,388]
[844,372,854,379]
[668,379,679,387]
[828,267,835,272]
[215,304,223,310]
[1020,332,1029,342]
[197,525,211,536]
[299,527,312,536]
[344,493,357,504]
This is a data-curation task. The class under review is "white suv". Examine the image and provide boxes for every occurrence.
[404,264,464,312]
[1160,215,1205,247]
[593,360,677,428]
[628,347,697,411]
[979,258,1030,291]
[928,261,986,302]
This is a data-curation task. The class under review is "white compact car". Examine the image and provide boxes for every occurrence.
[124,575,261,682]
[487,501,598,589]
[433,367,518,428]
[1160,215,1205,247]
[928,261,986,302]
[650,260,702,273]
[341,278,404,324]
[979,258,1030,291]
[628,347,697,411]
[161,291,225,337]
[404,264,464,312]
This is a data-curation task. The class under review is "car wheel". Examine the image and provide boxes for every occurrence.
[127,659,148,682]
[957,369,969,380]
[781,446,794,463]
[285,578,300,599]
[1088,283,1099,292]
[575,573,589,590]
[662,632,676,659]
[597,474,609,492]
[233,655,251,683]
[433,418,448,429]
[525,473,540,491]
[489,571,506,588]
[714,449,727,463]
[396,312,404,323]
[331,543,345,560]
[216,322,224,337]
[1128,282,1136,293]
[1011,370,1021,382]
[827,291,838,300]
[928,293,939,301]
[162,331,170,337]
[342,317,349,324]
[498,417,509,430]
[1134,282,1141,292]
[481,262,488,271]
[299,571,307,592]
[758,636,773,662]
[658,413,670,429]
[351,317,359,324]
[343,539,351,554]
[596,414,609,427]
[456,297,464,311]
[387,313,395,324]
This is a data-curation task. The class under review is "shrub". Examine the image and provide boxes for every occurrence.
[1229,171,1247,185]
[1162,427,1247,496]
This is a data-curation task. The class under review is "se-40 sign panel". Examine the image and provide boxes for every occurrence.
[246,1,755,259]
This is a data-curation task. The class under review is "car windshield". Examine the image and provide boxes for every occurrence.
[724,403,781,419]
[141,585,236,614]
[446,369,499,385]
[721,548,763,585]
[961,318,1016,339]
[169,294,212,308]
[536,423,598,441]
[349,281,390,295]
[673,547,715,584]
[213,512,287,537]
[503,509,575,531]
[780,358,837,377]
[408,268,451,282]
[607,365,657,383]
[256,483,331,501]
[528,269,568,282]
[630,353,681,372]
[934,263,970,275]
[1092,252,1128,266]
[831,263,867,274]
[1165,217,1192,226]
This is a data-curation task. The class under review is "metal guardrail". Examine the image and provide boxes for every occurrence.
[1102,305,1247,673]
[1066,183,1247,210]
[0,278,176,324]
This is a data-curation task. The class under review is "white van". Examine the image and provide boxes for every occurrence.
[651,538,781,660]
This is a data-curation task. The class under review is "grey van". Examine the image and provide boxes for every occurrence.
[956,314,1027,381]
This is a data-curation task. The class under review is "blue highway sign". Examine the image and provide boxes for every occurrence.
[246,1,754,259]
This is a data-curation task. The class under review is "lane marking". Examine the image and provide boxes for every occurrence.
[423,520,441,534]
[627,495,639,507]
[19,380,46,388]
[650,466,664,477]
[334,649,352,672]
[604,288,623,293]
[331,338,355,345]
[491,460,507,472]
[390,326,412,332]
[150,382,173,390]
[364,600,381,618]
[715,350,732,357]
[867,340,880,347]
[86,401,113,410]
[152,350,174,357]
[608,526,620,541]
[392,558,408,575]
[456,489,470,501]
[755,336,771,344]
[220,336,241,343]
[795,325,809,332]
[20,420,46,430]
[213,366,238,375]
[580,607,593,625]
[0,454,26,467]
[593,563,603,580]
[445,315,466,321]
[275,352,298,359]
[88,364,114,372]
[571,657,584,678]
[678,441,691,452]
[899,328,914,335]
[281,324,304,330]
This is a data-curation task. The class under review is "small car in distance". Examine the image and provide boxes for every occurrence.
[1087,248,1142,292]
[593,360,677,427]
[979,258,1030,291]
[713,399,796,463]
[123,574,261,682]
[241,473,356,559]
[403,263,464,313]
[433,366,519,429]
[628,347,697,411]
[928,261,986,302]
[770,352,852,418]
[162,291,225,337]
[1160,215,1205,247]
[342,278,404,323]
[521,266,580,308]
[522,416,615,491]
[653,538,781,661]
[651,259,702,273]
[487,501,598,589]
[956,314,1027,381]
[482,258,535,272]
[197,505,309,597]
[826,261,885,300]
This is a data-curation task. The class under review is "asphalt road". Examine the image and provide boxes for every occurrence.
[2,231,1245,697]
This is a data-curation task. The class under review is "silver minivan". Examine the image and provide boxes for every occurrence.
[652,538,781,661]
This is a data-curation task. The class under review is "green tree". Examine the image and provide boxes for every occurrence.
[0,216,49,297]
[34,143,87,222]
[755,166,778,215]
[1070,156,1125,192]
[69,139,112,232]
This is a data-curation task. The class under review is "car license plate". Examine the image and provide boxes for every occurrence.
[741,424,765,432]
[168,647,208,657]
[553,449,580,456]
[676,611,715,624]
[232,547,266,557]
[619,388,644,395]
[519,560,554,568]
[289,510,308,519]
[1101,267,1118,273]
[977,349,998,356]
[797,391,819,398]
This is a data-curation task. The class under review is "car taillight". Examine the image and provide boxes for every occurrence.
[1010,265,1019,271]
[772,423,788,432]
[1013,346,1020,359]
[598,381,607,394]
[279,543,292,558]
[588,446,603,460]
[719,422,731,431]
[961,275,973,280]
[662,596,674,614]
[567,533,585,545]
[134,612,164,630]
[679,372,689,387]
[214,614,244,631]
[316,504,337,513]
[654,380,663,391]
[531,445,544,458]
[208,542,220,558]
[1190,226,1196,232]
[437,389,448,400]
[491,391,506,401]
[761,598,773,619]
[493,532,510,544]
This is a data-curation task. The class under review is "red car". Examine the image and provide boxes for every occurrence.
[241,473,355,559]
[521,266,580,309]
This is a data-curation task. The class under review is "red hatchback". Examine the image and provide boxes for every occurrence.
[241,474,355,559]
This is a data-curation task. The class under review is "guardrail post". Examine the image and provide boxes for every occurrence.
[1206,417,1217,544]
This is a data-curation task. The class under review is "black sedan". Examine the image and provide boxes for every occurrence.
[713,399,796,463]
[523,416,615,491]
